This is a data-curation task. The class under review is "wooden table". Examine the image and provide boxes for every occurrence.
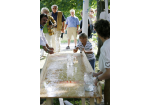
[40,52,102,105]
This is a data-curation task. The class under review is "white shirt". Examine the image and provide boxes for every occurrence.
[100,11,110,22]
[77,41,95,60]
[40,28,48,46]
[98,39,110,73]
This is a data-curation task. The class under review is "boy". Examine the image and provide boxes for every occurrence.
[73,33,95,70]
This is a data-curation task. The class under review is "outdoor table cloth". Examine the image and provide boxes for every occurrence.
[40,52,102,105]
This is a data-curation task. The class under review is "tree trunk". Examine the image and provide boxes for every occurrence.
[96,0,105,20]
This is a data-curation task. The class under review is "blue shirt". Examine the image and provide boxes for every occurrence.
[66,16,79,28]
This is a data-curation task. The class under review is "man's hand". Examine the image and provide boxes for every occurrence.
[94,78,98,86]
[77,30,79,34]
[61,28,64,33]
[48,47,54,50]
[92,72,98,77]
[48,50,54,54]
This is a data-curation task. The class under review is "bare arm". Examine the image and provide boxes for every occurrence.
[77,25,79,30]
[94,68,110,86]
[46,44,54,50]
[65,24,67,30]
[93,71,103,77]
[73,47,79,53]
[42,46,54,54]
[83,48,93,54]
[97,68,110,80]
[61,21,65,33]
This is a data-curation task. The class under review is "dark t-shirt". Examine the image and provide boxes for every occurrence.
[79,19,91,38]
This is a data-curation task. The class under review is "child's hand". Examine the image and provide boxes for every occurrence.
[73,49,77,53]
[82,48,85,51]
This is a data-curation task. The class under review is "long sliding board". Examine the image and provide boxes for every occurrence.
[40,52,102,100]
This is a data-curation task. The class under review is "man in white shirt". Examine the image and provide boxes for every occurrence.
[40,14,54,54]
[93,19,110,105]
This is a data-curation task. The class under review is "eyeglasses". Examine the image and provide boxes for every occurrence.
[53,8,57,9]
[90,11,93,12]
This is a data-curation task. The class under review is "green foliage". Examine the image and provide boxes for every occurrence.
[40,0,97,20]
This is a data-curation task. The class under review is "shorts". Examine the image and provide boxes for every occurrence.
[67,27,77,39]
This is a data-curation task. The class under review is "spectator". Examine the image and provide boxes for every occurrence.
[100,9,110,22]
[51,4,66,52]
[93,19,110,105]
[78,11,91,38]
[88,8,96,38]
[65,9,79,49]
[40,14,54,54]
[96,9,110,60]
[73,33,95,70]
[41,7,56,47]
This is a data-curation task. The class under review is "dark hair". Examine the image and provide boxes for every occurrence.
[40,14,48,21]
[79,33,87,39]
[94,19,110,39]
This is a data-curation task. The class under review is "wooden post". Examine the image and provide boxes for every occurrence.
[90,98,95,105]
[81,98,85,105]
[46,98,52,105]
[96,82,102,104]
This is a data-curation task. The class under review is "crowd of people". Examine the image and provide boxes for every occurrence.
[40,4,110,105]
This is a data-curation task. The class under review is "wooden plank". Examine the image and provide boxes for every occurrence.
[40,53,101,98]
[90,98,95,105]
[96,82,102,104]
[40,54,49,83]
[82,51,94,73]
[81,98,85,105]
[46,98,52,105]
[59,98,64,105]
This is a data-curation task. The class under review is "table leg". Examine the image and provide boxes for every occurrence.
[46,98,53,105]
[90,98,95,105]
[81,98,85,105]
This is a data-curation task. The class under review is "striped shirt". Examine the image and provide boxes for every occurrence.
[77,41,95,60]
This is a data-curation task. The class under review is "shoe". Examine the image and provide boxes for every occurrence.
[74,46,77,49]
[66,46,70,49]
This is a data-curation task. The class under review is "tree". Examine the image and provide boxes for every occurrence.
[40,0,97,20]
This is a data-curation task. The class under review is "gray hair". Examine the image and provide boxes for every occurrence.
[79,33,87,39]
[70,9,75,14]
[51,5,58,9]
[41,7,49,14]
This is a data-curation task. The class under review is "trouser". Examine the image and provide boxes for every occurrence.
[104,78,110,105]
[45,33,52,47]
[89,59,95,70]
[52,28,61,52]
[97,37,103,56]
